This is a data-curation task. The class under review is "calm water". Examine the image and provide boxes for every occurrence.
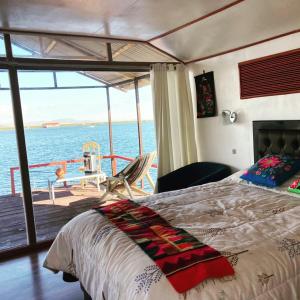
[0,121,157,196]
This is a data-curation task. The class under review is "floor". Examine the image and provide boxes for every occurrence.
[0,250,83,300]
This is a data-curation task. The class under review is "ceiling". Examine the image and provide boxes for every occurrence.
[0,0,299,63]
[0,0,234,40]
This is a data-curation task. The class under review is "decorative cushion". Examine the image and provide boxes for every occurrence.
[288,179,300,194]
[240,155,300,187]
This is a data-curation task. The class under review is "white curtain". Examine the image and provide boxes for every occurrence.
[150,63,198,178]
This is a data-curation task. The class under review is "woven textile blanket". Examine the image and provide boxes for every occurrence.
[94,199,234,293]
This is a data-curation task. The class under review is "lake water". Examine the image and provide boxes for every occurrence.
[0,121,157,196]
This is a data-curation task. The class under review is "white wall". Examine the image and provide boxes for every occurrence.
[189,32,300,171]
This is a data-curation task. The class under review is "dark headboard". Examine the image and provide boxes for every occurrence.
[253,120,300,162]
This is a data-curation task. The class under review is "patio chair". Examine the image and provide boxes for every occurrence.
[100,151,156,200]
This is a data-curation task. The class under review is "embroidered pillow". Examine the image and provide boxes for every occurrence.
[240,155,300,187]
[288,179,300,194]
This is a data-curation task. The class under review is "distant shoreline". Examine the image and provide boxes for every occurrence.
[0,120,154,131]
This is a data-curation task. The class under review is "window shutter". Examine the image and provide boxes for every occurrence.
[239,48,300,99]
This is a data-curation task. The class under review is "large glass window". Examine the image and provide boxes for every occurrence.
[139,84,157,190]
[0,70,27,252]
[11,34,108,61]
[56,72,105,87]
[110,81,157,190]
[2,65,156,246]
[18,70,109,242]
[0,31,166,253]
[0,34,5,56]
[17,71,55,88]
[110,82,139,173]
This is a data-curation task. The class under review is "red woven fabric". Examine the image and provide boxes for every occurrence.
[94,200,234,293]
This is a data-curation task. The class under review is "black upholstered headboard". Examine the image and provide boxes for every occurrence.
[253,120,300,162]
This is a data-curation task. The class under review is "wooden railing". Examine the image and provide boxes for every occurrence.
[10,154,157,195]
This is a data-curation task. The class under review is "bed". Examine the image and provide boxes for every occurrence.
[44,120,300,300]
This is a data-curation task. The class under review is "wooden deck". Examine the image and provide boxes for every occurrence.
[0,184,146,252]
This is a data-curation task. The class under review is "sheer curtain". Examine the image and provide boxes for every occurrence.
[151,63,198,178]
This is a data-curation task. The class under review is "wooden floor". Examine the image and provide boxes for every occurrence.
[0,250,83,300]
[0,184,145,252]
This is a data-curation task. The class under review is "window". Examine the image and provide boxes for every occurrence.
[11,34,108,61]
[239,48,300,99]
[0,70,27,251]
[0,34,5,56]
[18,70,109,242]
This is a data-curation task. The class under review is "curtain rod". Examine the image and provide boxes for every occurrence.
[149,62,182,70]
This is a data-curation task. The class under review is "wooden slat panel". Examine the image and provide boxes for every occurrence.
[239,48,300,99]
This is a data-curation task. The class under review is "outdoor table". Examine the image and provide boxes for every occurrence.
[48,172,106,202]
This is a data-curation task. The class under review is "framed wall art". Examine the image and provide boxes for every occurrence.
[195,71,217,118]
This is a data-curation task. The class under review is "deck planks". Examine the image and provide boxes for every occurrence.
[0,184,145,253]
[0,185,105,252]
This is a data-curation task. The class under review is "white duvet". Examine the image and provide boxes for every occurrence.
[44,175,300,300]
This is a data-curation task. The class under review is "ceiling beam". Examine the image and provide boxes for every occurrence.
[0,56,155,71]
[0,85,106,91]
[147,0,245,42]
[0,28,146,44]
[0,74,150,91]
[106,43,113,62]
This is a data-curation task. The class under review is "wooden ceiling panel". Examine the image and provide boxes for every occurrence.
[0,0,298,63]
[0,0,234,40]
[97,0,235,40]
[151,0,300,62]
[0,0,136,37]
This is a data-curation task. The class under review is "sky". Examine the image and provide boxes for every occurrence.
[0,37,154,127]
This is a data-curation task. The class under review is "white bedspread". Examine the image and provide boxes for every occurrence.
[44,177,300,300]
